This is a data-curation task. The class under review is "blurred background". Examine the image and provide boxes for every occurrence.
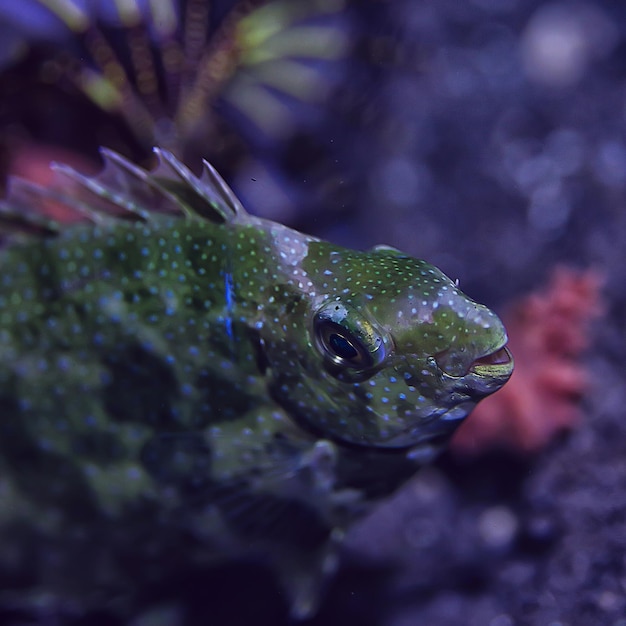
[0,1,624,625]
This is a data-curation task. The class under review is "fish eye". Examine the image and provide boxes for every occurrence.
[312,301,391,374]
[314,319,373,369]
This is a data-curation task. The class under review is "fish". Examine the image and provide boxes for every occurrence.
[0,147,513,622]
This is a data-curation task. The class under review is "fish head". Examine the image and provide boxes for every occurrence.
[268,242,513,454]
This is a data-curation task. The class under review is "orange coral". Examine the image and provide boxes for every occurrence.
[452,266,604,455]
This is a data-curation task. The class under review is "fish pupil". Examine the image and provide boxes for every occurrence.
[329,333,358,360]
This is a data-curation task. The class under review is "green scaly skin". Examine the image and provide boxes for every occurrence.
[0,149,513,620]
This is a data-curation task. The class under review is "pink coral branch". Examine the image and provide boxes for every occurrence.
[452,266,604,455]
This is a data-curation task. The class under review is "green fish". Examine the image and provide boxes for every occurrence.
[0,149,513,621]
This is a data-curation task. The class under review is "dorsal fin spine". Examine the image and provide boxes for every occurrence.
[0,148,248,242]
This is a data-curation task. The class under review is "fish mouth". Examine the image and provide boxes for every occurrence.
[469,345,514,380]
[434,341,514,381]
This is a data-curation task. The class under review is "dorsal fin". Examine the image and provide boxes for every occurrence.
[0,149,247,241]
[151,148,245,222]
[0,178,65,239]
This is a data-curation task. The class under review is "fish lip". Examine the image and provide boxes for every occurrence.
[435,341,514,380]
[469,345,514,379]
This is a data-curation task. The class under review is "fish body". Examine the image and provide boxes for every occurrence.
[0,150,513,620]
